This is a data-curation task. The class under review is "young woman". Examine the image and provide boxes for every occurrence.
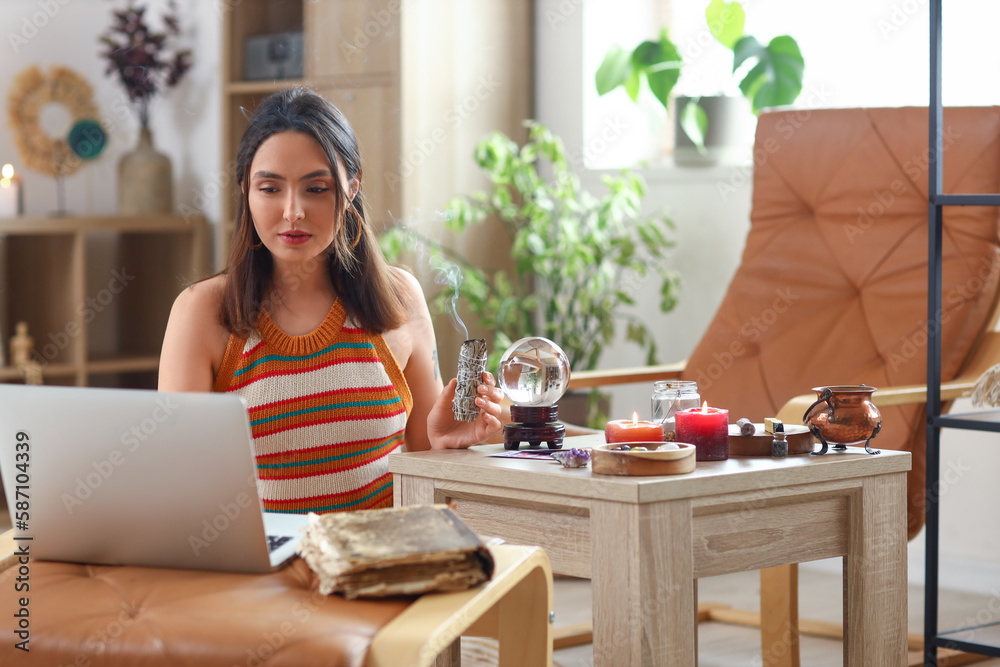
[159,88,503,514]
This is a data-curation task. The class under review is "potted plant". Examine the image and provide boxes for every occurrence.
[99,0,191,213]
[594,0,804,165]
[381,121,680,427]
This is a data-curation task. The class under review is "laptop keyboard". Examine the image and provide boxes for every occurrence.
[267,535,292,552]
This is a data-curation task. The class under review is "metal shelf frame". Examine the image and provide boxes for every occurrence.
[925,1,1000,663]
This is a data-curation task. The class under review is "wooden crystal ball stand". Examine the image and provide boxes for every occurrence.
[503,405,565,450]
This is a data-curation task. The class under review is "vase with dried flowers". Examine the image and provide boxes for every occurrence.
[99,0,191,215]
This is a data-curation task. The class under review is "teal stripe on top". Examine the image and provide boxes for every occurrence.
[235,341,373,377]
[256,433,405,469]
[250,397,402,426]
[266,480,392,514]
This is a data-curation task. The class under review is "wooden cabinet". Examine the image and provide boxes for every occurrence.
[0,214,208,388]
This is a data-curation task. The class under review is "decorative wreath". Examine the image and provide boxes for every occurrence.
[7,66,102,177]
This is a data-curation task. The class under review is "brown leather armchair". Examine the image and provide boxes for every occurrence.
[570,106,1000,665]
[0,530,553,667]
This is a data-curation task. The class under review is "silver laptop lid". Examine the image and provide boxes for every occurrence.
[0,385,278,574]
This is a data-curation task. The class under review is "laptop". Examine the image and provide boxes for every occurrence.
[0,384,307,574]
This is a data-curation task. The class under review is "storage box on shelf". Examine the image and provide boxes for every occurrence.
[0,214,208,389]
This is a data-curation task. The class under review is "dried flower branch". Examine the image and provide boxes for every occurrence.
[99,0,191,129]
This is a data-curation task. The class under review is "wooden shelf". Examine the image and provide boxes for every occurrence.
[0,214,208,389]
[86,356,160,375]
[225,79,306,95]
[0,363,77,381]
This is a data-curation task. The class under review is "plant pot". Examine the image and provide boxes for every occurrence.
[118,126,173,214]
[673,95,754,167]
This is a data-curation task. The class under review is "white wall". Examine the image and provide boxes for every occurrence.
[536,0,1000,582]
[1,0,222,224]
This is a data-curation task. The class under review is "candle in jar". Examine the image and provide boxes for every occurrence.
[605,412,665,443]
[0,165,20,218]
[675,402,729,461]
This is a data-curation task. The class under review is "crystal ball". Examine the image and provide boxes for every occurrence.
[498,337,571,407]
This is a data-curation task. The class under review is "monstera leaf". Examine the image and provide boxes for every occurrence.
[733,35,804,114]
[595,29,682,112]
[705,0,744,49]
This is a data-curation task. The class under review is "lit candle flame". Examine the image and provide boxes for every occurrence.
[1,164,12,180]
[701,401,708,414]
[631,411,638,426]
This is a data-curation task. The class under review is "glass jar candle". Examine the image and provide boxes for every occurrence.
[651,380,701,440]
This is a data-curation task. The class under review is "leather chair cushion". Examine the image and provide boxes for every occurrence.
[682,107,1000,539]
[0,558,408,666]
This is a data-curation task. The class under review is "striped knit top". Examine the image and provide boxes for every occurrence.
[214,300,412,514]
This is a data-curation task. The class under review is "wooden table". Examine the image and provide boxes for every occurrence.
[390,434,910,666]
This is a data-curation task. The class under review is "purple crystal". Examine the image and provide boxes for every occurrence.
[551,447,591,468]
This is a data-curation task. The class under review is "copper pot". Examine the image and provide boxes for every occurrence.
[803,385,882,455]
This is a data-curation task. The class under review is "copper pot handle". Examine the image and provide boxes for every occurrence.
[803,387,834,424]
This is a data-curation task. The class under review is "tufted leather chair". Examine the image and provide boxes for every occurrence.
[0,537,553,666]
[571,106,1000,665]
[685,106,1000,541]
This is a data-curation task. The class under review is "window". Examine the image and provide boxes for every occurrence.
[579,0,1000,169]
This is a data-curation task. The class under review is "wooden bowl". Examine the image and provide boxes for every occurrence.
[591,442,696,476]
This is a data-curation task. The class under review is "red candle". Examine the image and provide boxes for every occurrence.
[675,402,729,461]
[605,412,665,443]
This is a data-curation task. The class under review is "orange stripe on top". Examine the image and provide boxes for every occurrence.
[214,300,412,514]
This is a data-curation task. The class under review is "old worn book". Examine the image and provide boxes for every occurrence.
[297,504,495,598]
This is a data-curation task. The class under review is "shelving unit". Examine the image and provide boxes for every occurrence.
[0,214,208,389]
[925,1,1000,663]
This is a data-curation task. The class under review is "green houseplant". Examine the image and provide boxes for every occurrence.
[595,0,803,155]
[381,121,680,426]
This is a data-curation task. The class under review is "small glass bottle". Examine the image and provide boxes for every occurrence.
[651,380,701,440]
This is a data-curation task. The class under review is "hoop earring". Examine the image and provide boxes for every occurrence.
[349,207,363,249]
[249,221,263,250]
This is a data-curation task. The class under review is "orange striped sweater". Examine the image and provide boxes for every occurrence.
[214,300,412,514]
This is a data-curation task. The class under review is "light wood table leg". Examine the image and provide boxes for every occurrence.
[591,499,695,667]
[760,564,801,667]
[845,472,908,666]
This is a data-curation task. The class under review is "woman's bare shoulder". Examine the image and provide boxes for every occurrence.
[171,274,229,324]
[159,274,232,392]
[389,266,428,314]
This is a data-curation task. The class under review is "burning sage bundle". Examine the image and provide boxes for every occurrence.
[453,338,487,421]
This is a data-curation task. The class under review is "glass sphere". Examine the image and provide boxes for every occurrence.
[498,337,570,407]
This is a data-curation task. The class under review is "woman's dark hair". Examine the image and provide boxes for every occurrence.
[223,87,406,336]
